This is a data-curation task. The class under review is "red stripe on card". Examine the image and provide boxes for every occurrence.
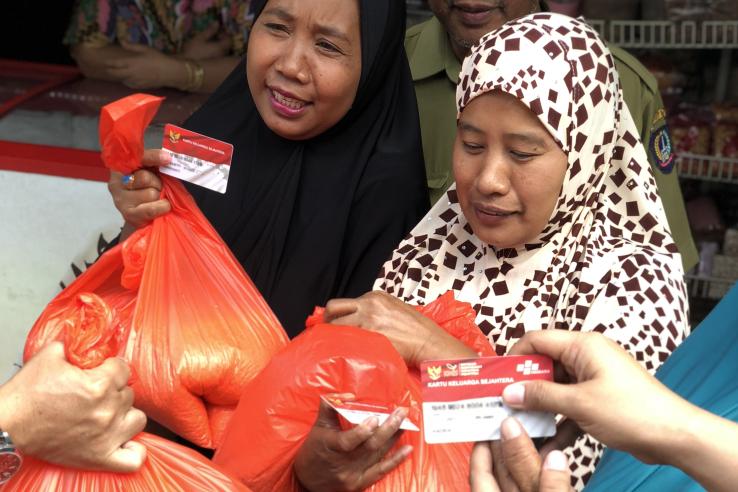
[421,355,553,403]
[163,124,232,165]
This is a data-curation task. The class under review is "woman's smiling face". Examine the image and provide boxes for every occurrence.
[247,0,362,140]
[453,90,568,249]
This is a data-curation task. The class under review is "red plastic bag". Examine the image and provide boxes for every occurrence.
[7,292,251,491]
[6,433,251,492]
[215,292,493,491]
[24,93,289,448]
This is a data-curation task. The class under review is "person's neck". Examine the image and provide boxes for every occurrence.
[449,37,471,63]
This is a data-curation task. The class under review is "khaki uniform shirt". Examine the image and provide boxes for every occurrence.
[405,17,698,271]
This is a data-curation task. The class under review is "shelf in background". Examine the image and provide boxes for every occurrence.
[588,20,738,48]
[685,274,735,299]
[677,153,738,184]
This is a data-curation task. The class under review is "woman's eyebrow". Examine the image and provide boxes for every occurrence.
[458,121,484,134]
[507,132,547,147]
[262,7,294,22]
[262,7,350,45]
[315,24,351,44]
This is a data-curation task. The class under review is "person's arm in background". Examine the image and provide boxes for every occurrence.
[324,291,478,368]
[0,343,146,471]
[70,31,239,93]
[501,330,738,492]
[65,0,240,93]
[611,44,699,272]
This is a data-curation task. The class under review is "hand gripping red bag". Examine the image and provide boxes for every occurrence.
[7,293,251,491]
[215,291,494,491]
[23,93,289,448]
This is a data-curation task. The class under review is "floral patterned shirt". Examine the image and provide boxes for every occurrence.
[64,0,253,56]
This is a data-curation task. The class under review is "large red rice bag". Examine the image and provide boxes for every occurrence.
[215,292,493,491]
[24,93,289,448]
[7,293,250,491]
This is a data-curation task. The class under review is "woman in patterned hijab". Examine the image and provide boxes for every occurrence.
[365,12,690,488]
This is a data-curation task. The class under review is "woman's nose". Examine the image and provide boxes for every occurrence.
[275,42,310,84]
[476,157,511,196]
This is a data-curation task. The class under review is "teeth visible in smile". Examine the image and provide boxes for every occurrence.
[272,90,306,110]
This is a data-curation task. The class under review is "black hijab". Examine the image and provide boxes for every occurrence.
[183,0,428,337]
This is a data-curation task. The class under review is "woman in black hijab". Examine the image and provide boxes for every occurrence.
[108,0,428,337]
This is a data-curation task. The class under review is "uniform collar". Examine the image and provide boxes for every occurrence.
[408,17,462,84]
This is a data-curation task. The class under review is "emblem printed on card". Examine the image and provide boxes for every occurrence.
[160,124,234,193]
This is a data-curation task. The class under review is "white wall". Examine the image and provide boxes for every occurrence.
[0,170,121,383]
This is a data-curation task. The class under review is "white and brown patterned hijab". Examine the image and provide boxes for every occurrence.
[375,13,689,374]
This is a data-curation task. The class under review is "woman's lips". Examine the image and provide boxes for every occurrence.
[269,88,309,117]
[473,205,517,226]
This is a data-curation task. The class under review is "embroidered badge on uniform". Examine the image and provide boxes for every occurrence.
[649,124,675,174]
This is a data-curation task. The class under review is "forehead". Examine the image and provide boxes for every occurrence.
[461,91,547,133]
[261,0,360,34]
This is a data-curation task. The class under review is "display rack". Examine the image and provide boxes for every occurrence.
[590,19,736,102]
[685,274,734,300]
[588,20,738,311]
[588,20,738,48]
[677,153,738,184]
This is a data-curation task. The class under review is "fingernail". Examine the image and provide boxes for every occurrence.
[503,383,525,406]
[543,451,568,472]
[400,445,413,457]
[501,417,522,440]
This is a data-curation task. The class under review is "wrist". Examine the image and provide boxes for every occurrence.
[664,402,718,472]
[175,59,204,92]
[647,398,701,467]
[0,427,22,485]
[417,329,477,366]
[0,383,25,453]
[170,58,191,91]
[121,222,137,241]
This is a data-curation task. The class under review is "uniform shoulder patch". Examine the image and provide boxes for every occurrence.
[649,124,676,174]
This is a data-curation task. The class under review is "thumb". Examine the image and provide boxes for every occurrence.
[35,341,67,362]
[316,394,353,429]
[539,451,572,492]
[31,341,79,373]
[105,440,147,472]
[141,148,172,168]
[502,381,576,415]
[323,298,359,323]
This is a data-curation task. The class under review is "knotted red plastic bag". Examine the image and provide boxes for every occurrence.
[8,293,251,491]
[24,93,289,448]
[215,292,493,491]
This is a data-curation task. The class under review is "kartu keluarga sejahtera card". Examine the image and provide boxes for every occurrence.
[160,124,233,193]
[421,355,556,444]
